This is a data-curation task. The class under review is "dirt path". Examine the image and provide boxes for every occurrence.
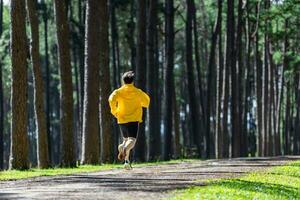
[0,156,299,200]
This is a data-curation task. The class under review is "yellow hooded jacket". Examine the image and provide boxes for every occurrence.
[108,83,150,124]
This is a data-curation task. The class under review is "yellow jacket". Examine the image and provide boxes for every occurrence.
[108,83,150,124]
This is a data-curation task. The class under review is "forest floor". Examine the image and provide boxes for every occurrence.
[0,156,299,200]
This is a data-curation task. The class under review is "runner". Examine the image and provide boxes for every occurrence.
[108,71,150,169]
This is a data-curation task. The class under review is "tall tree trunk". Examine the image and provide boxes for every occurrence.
[99,0,113,163]
[243,8,252,157]
[221,41,230,158]
[294,73,300,154]
[81,0,102,164]
[41,0,52,165]
[0,0,3,170]
[206,0,222,158]
[27,0,50,168]
[192,1,205,125]
[284,81,291,155]
[226,0,239,158]
[54,0,76,167]
[147,0,160,161]
[126,1,136,71]
[212,0,223,159]
[274,63,283,155]
[10,0,29,170]
[253,1,263,156]
[186,0,202,156]
[134,0,147,161]
[172,86,180,158]
[269,45,275,156]
[163,0,174,160]
[262,0,271,156]
[110,0,120,88]
[236,0,245,157]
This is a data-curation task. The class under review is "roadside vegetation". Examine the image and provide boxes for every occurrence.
[170,161,300,200]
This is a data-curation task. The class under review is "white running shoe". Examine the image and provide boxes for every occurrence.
[124,160,132,170]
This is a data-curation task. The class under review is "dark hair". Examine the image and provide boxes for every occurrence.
[122,71,135,84]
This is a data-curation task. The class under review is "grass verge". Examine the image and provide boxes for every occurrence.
[169,161,300,200]
[0,159,196,181]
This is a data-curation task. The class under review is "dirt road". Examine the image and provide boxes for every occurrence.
[0,156,299,200]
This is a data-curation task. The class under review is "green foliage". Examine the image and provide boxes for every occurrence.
[169,161,300,200]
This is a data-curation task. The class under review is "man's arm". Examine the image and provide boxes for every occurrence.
[140,90,150,108]
[108,90,118,117]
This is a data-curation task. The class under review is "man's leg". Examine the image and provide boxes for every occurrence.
[124,137,136,169]
[118,137,128,160]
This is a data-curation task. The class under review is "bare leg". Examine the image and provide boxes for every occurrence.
[124,137,136,161]
[118,137,128,160]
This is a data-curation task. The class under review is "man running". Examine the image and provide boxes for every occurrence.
[108,71,150,169]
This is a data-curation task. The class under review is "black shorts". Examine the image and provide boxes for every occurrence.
[119,122,139,138]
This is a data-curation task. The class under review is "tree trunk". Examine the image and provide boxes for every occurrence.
[81,0,102,164]
[110,0,120,88]
[186,0,202,156]
[172,86,180,158]
[236,0,245,157]
[294,73,300,154]
[163,0,175,160]
[99,0,113,163]
[147,0,160,161]
[284,81,291,155]
[134,0,147,161]
[0,0,3,170]
[226,0,239,158]
[206,0,222,158]
[54,0,76,167]
[26,0,50,168]
[10,0,29,170]
[221,39,230,158]
[41,1,52,165]
[253,1,263,156]
[126,1,136,71]
[192,1,205,125]
[212,0,223,159]
[243,8,252,156]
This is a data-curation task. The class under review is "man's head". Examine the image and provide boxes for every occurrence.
[122,71,135,84]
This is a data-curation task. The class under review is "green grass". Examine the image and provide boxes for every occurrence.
[170,161,300,200]
[0,164,122,181]
[0,159,196,181]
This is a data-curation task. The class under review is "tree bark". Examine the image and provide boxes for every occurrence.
[226,0,239,158]
[110,0,121,88]
[0,0,3,170]
[236,0,245,157]
[27,0,50,168]
[134,0,147,161]
[212,0,223,159]
[99,0,113,163]
[81,0,102,164]
[294,73,300,154]
[10,0,29,170]
[41,1,52,164]
[206,0,223,158]
[186,0,202,156]
[54,0,76,167]
[163,0,175,160]
[147,0,160,161]
[253,1,263,156]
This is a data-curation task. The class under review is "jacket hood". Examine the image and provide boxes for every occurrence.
[118,84,139,100]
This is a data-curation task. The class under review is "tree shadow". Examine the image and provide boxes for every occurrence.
[0,193,20,200]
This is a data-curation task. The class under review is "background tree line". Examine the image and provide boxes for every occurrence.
[0,0,299,170]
